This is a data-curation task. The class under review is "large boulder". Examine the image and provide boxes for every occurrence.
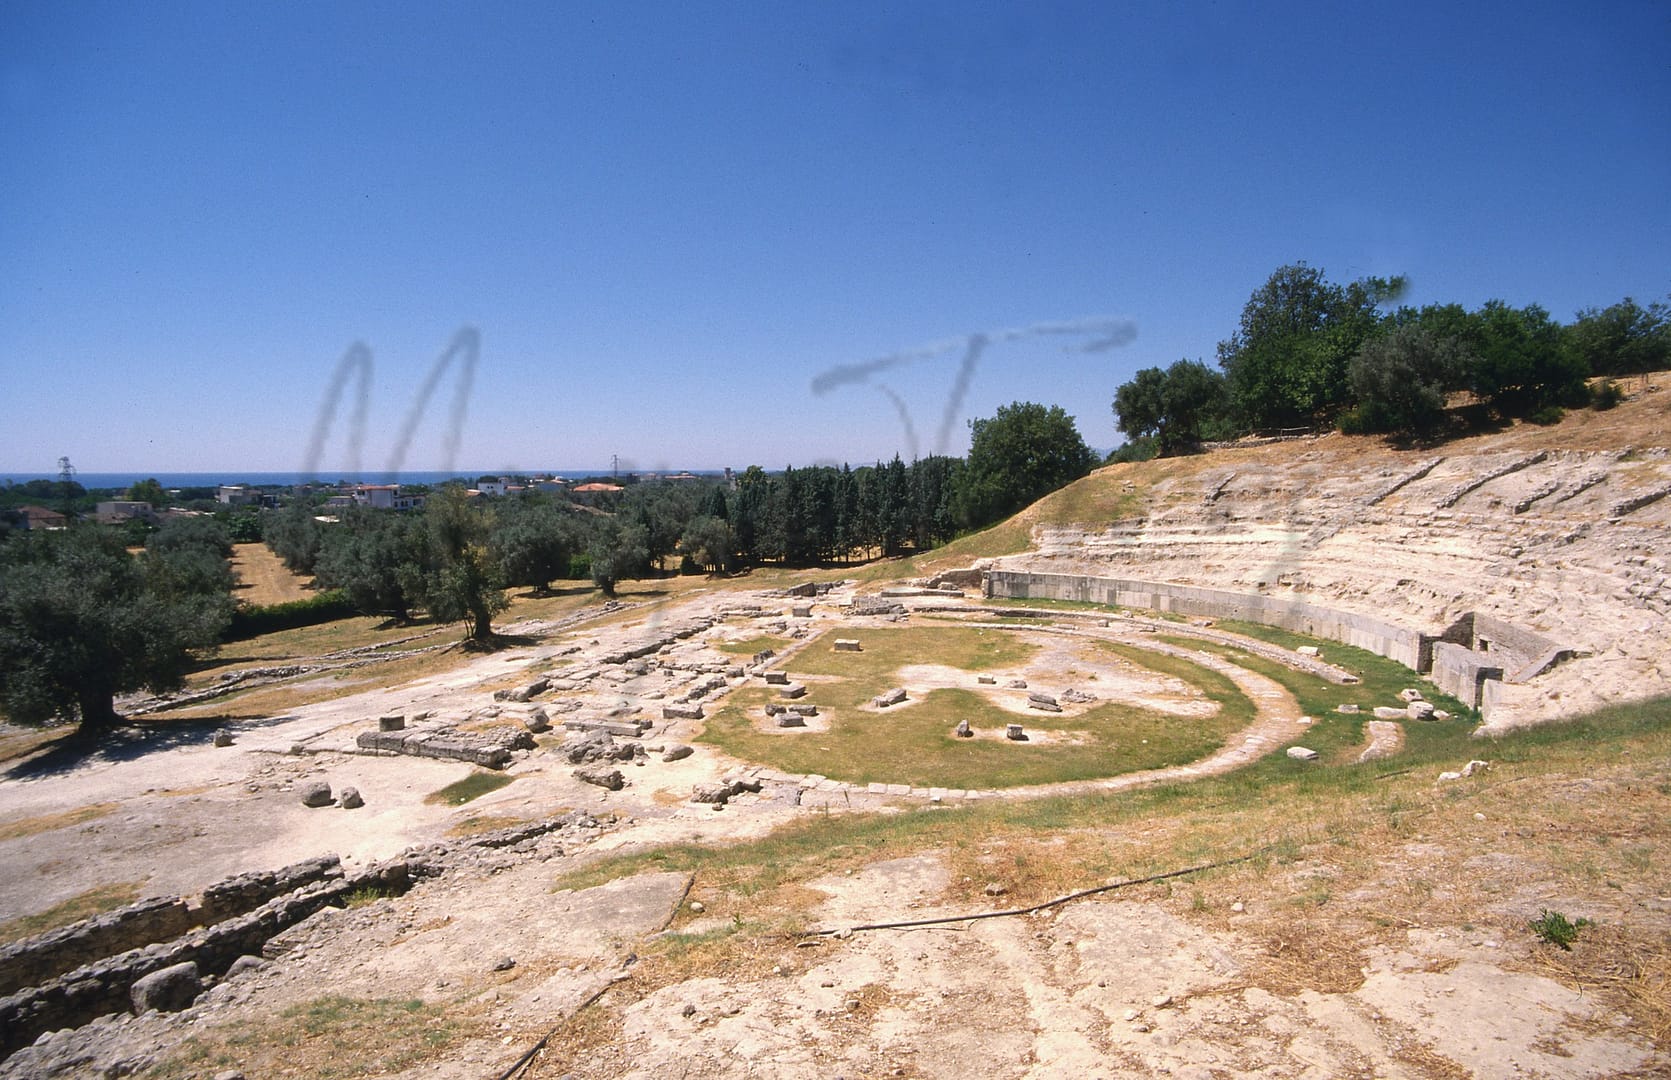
[298,781,333,808]
[573,764,625,791]
[131,961,201,1014]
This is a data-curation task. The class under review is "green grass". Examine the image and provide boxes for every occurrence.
[424,770,515,806]
[0,881,145,944]
[713,634,794,656]
[789,624,1038,677]
[1167,623,1479,768]
[697,627,1252,789]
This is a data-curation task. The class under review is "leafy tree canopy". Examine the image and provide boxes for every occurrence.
[1217,263,1405,430]
[1113,358,1227,455]
[956,401,1097,527]
[0,527,232,732]
[1567,295,1671,378]
[126,478,168,507]
[409,486,508,641]
[1346,324,1472,440]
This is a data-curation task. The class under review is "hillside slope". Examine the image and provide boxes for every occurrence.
[996,378,1671,731]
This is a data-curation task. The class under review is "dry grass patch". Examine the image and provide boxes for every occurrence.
[1247,919,1371,995]
[229,542,313,606]
[713,634,795,656]
[1532,922,1671,1045]
[151,995,468,1080]
[446,812,541,838]
[0,801,119,843]
[162,642,472,717]
[0,724,70,765]
[0,881,145,945]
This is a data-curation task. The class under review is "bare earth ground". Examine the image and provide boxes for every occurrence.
[3,394,1669,1079]
[229,543,314,607]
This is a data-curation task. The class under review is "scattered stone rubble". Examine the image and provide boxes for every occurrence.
[691,776,764,806]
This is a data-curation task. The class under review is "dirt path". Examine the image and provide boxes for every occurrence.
[971,622,1309,800]
[229,542,313,606]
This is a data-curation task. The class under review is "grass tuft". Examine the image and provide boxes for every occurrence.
[425,770,515,806]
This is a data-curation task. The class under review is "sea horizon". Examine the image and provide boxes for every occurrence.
[0,469,724,491]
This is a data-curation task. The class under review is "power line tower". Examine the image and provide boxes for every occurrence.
[56,456,77,519]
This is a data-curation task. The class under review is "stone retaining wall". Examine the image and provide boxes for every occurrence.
[0,861,409,1060]
[0,897,191,998]
[1468,614,1563,679]
[1431,641,1505,709]
[985,571,1433,669]
[982,569,1578,723]
[0,855,343,1001]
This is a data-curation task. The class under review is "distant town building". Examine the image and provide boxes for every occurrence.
[216,485,275,507]
[350,484,424,511]
[17,505,67,530]
[95,500,157,525]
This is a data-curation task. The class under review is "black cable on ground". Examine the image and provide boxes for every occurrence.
[491,849,1270,1078]
[819,846,1272,935]
[490,979,614,1080]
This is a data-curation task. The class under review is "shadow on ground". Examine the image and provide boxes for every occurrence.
[2,714,300,782]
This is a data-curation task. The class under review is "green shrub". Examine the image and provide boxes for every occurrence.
[1528,405,1566,426]
[226,589,355,639]
[1591,378,1625,411]
[1530,908,1590,950]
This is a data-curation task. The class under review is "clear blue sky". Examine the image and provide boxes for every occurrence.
[3,1,1667,475]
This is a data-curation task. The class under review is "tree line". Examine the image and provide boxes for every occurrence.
[265,400,1097,630]
[1113,263,1670,454]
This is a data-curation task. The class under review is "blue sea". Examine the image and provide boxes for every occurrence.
[0,470,666,491]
